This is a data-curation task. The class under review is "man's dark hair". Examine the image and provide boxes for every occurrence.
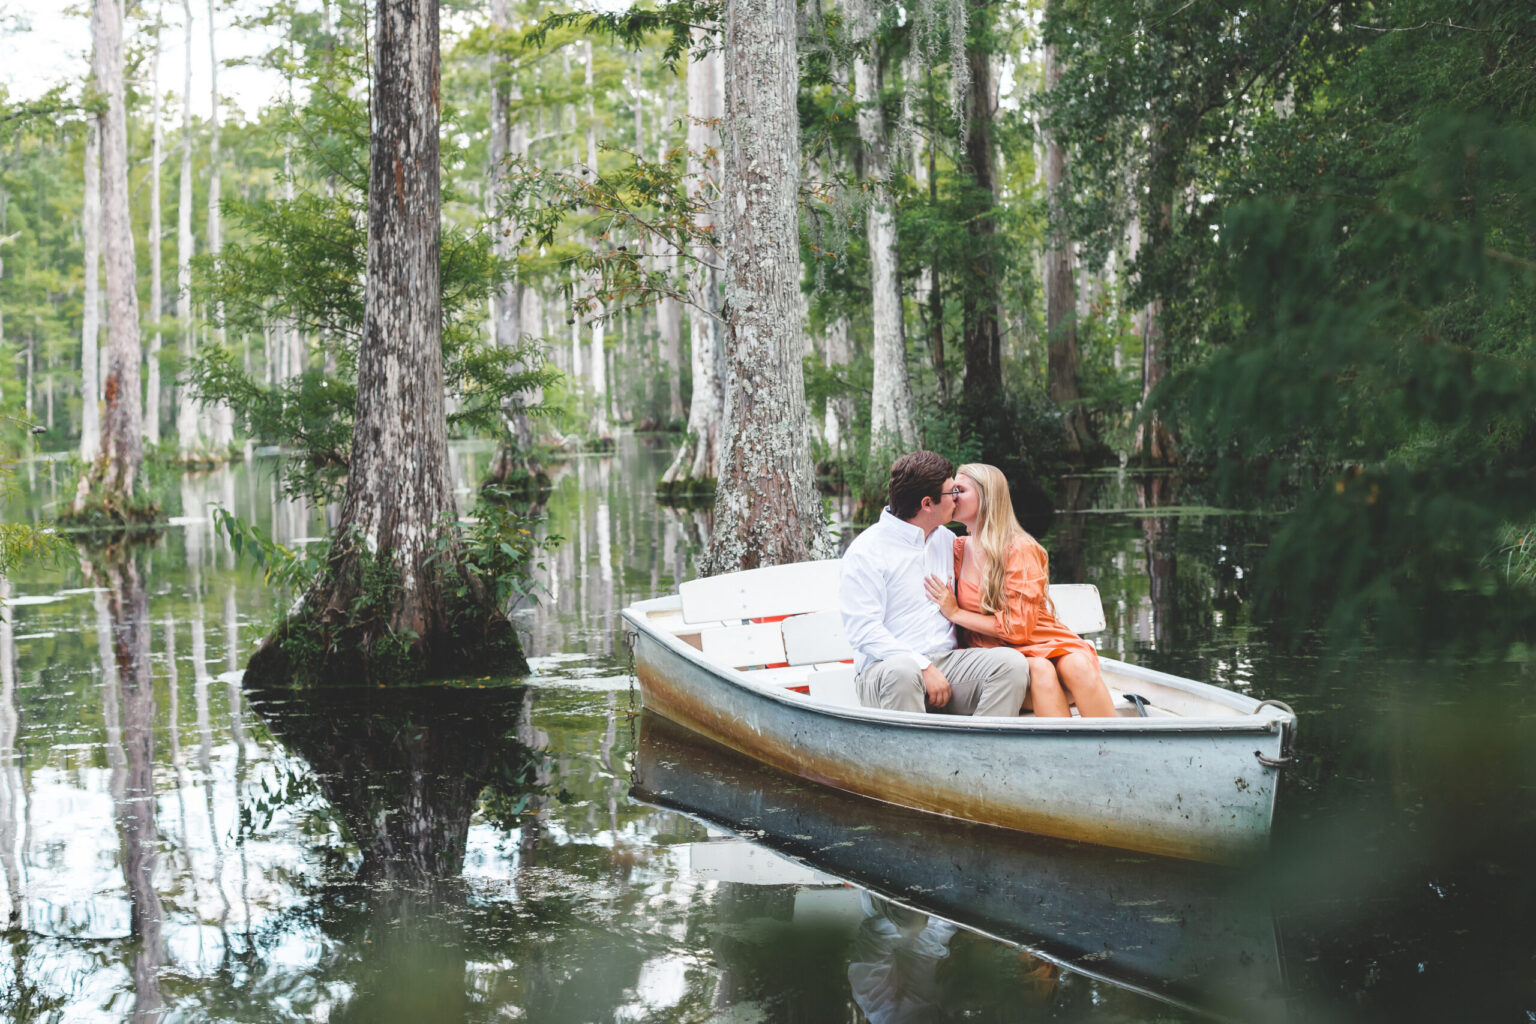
[888,451,953,520]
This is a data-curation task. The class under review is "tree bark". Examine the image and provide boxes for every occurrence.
[1042,28,1091,456]
[248,0,525,685]
[850,0,916,455]
[80,117,102,463]
[176,0,202,455]
[660,32,724,496]
[959,39,1002,410]
[703,0,831,572]
[74,0,145,512]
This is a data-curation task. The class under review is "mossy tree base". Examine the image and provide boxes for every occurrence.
[58,490,161,532]
[243,538,531,689]
[656,476,716,507]
[244,601,528,689]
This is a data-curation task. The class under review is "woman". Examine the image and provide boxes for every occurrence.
[923,463,1116,718]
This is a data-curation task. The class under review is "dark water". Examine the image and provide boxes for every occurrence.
[0,437,1531,1022]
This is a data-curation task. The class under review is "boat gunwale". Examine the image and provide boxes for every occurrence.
[621,596,1294,738]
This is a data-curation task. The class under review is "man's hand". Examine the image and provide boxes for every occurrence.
[921,663,952,709]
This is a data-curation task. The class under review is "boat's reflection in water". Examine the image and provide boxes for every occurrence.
[632,713,1288,1022]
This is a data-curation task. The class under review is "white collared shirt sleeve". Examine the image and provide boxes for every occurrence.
[839,543,932,674]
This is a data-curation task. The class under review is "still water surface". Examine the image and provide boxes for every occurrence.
[0,437,1531,1022]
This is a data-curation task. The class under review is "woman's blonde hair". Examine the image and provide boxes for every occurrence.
[956,463,1041,624]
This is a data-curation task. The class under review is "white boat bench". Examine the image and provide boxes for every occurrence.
[650,559,1110,710]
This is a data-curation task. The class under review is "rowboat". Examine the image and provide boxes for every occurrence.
[632,714,1288,1022]
[619,558,1297,863]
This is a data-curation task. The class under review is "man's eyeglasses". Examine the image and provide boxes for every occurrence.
[936,488,962,500]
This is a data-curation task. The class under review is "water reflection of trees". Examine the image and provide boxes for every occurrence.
[87,551,167,1021]
[247,684,547,881]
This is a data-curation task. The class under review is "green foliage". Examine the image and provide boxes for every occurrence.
[191,34,556,503]
[0,422,71,580]
[525,1,720,72]
[1043,0,1536,653]
[212,504,328,591]
[456,491,561,615]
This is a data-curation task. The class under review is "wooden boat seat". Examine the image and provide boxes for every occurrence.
[679,559,843,622]
[700,620,789,669]
[681,570,1117,713]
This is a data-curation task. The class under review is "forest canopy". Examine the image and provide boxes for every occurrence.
[0,0,1531,657]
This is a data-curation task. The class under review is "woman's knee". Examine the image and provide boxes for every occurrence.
[1028,659,1061,693]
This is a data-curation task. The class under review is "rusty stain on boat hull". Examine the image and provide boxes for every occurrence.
[631,627,1286,864]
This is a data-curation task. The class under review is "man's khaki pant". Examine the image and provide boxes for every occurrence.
[855,648,1030,717]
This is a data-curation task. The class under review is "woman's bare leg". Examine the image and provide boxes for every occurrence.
[1024,657,1069,717]
[1054,651,1116,718]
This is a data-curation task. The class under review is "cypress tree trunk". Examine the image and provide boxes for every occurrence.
[147,11,164,446]
[1132,179,1177,466]
[654,99,685,426]
[657,247,684,423]
[80,117,102,463]
[959,40,1002,410]
[822,314,852,458]
[74,0,145,514]
[660,32,723,497]
[850,0,916,454]
[583,41,611,442]
[483,0,543,489]
[703,0,831,573]
[175,0,202,455]
[924,67,948,403]
[1043,27,1092,456]
[204,0,234,450]
[246,0,526,686]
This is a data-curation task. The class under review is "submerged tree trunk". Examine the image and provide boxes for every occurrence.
[703,0,831,573]
[175,0,202,455]
[1043,28,1092,457]
[660,32,723,498]
[80,117,102,463]
[850,0,916,456]
[74,0,145,514]
[247,0,525,686]
[959,39,1002,410]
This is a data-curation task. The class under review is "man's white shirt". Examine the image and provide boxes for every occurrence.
[839,509,957,675]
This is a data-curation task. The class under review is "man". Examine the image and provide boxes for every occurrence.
[838,451,1030,715]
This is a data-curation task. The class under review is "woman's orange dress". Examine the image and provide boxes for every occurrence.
[951,534,1099,664]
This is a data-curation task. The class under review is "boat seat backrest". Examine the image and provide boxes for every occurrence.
[1049,584,1107,635]
[780,609,852,666]
[699,621,787,669]
[679,559,843,623]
